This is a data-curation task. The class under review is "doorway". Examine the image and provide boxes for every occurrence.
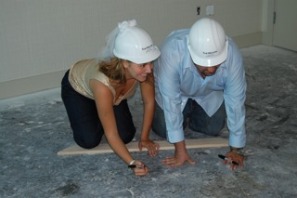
[273,0,297,51]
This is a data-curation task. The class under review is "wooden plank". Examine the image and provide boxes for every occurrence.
[57,137,228,156]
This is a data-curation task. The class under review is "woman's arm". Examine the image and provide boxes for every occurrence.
[90,79,148,175]
[139,74,159,156]
[90,79,132,163]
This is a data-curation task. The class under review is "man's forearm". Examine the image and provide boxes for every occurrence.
[174,140,187,154]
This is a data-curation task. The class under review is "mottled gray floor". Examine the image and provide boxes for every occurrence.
[1,45,297,198]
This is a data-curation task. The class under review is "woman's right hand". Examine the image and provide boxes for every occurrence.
[130,160,149,176]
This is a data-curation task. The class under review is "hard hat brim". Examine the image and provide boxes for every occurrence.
[115,46,161,64]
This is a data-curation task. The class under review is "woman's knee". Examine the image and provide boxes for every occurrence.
[74,135,102,149]
[72,127,103,149]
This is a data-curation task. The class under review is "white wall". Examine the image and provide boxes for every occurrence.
[0,0,264,99]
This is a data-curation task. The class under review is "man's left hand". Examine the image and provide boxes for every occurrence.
[224,150,245,170]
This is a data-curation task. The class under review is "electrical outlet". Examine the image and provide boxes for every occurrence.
[206,5,214,16]
[197,6,201,15]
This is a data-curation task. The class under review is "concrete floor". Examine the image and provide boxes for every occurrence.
[1,45,297,198]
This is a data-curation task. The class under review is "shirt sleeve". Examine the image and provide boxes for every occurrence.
[224,39,247,148]
[154,40,185,143]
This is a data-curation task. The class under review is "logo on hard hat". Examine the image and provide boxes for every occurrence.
[142,44,156,53]
[203,51,218,55]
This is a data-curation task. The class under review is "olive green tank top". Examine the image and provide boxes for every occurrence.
[68,59,137,105]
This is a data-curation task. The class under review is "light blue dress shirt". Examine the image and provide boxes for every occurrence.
[154,29,246,148]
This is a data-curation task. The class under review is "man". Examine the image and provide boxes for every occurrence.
[152,18,246,169]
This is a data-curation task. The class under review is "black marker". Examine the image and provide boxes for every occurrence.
[128,164,146,169]
[128,164,136,169]
[218,154,239,165]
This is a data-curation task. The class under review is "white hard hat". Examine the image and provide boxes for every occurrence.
[113,25,160,64]
[187,18,228,67]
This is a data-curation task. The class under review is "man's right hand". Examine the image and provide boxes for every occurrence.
[162,140,195,167]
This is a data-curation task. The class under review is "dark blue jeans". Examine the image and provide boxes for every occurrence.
[152,99,226,138]
[61,70,136,149]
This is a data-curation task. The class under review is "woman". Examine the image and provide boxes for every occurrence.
[61,20,160,176]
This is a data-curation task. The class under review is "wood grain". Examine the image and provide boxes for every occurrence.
[57,137,228,156]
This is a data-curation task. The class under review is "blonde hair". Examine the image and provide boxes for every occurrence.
[98,57,126,84]
[98,57,156,88]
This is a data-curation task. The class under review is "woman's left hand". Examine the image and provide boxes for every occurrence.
[138,139,159,157]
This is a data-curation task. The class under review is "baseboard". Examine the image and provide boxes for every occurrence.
[232,32,262,48]
[0,70,66,100]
